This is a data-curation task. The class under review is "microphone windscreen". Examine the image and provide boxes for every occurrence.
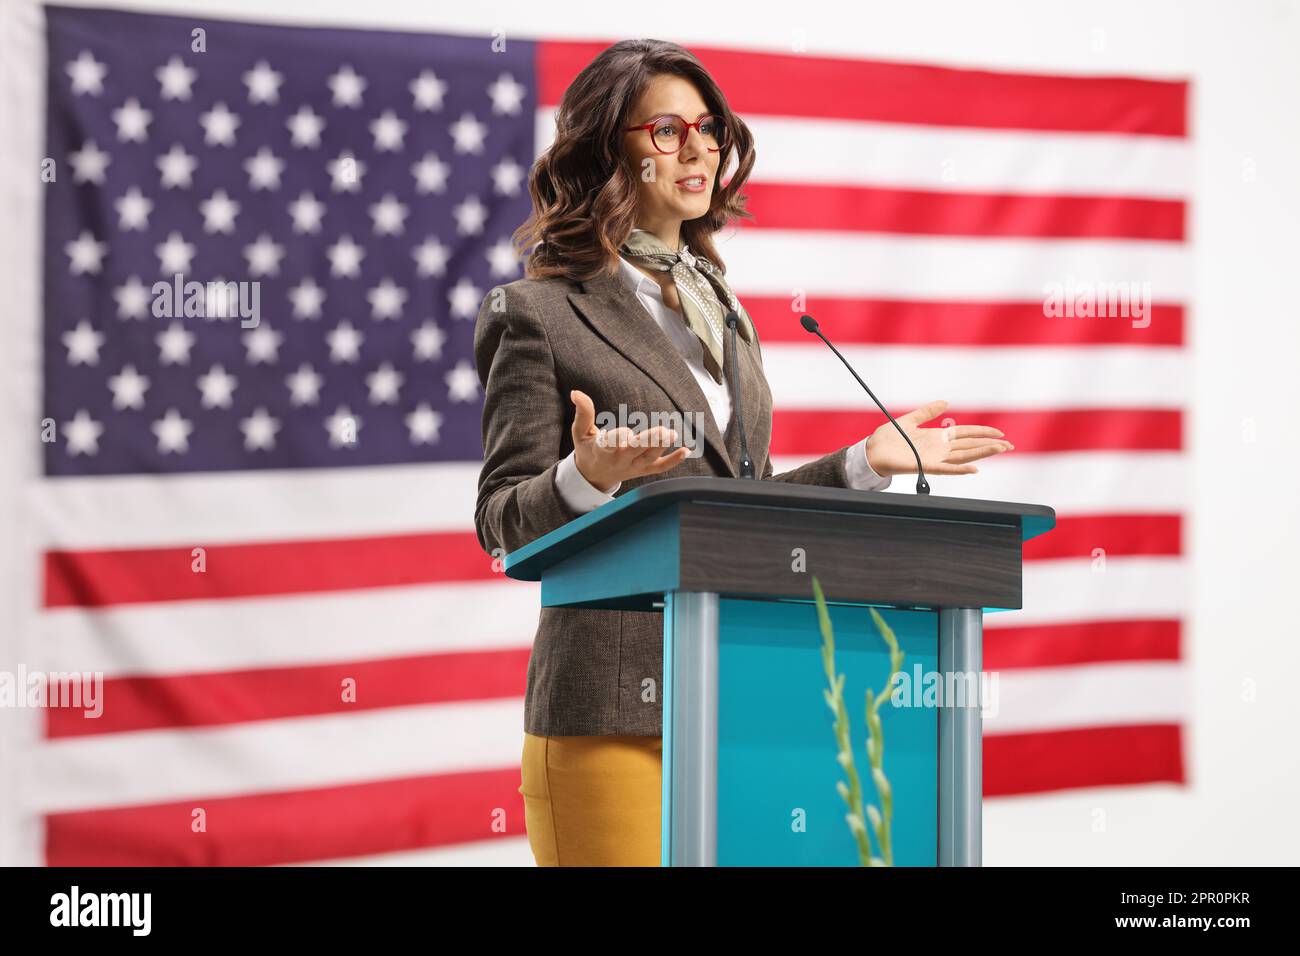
[799,314,819,334]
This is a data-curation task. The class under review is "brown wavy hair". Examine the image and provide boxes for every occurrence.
[512,39,756,282]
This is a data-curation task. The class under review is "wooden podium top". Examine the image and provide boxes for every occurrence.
[505,477,1055,604]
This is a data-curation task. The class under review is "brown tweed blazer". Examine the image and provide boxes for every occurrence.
[473,267,856,737]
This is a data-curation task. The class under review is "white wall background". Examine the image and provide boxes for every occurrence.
[2,0,1297,865]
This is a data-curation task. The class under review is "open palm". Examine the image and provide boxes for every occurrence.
[865,400,1013,477]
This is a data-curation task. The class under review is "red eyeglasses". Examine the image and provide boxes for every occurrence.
[623,113,726,154]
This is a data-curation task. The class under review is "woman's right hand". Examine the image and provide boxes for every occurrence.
[569,389,691,492]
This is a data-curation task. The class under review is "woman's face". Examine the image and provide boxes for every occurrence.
[622,74,721,242]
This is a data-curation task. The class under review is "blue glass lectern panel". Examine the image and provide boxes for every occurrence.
[715,598,939,866]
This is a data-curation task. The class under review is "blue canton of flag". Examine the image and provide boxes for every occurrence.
[43,5,535,475]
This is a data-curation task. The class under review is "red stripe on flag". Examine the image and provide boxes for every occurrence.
[747,298,1183,346]
[985,723,1186,796]
[537,41,1188,136]
[984,619,1182,669]
[45,766,525,866]
[45,649,529,739]
[1024,514,1181,560]
[770,408,1183,456]
[44,530,501,609]
[741,182,1185,240]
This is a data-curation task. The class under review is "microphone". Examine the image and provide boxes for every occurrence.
[799,314,930,495]
[725,310,756,478]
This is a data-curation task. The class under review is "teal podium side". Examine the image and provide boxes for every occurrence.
[504,477,1055,867]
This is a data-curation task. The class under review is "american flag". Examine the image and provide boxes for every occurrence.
[12,5,1186,865]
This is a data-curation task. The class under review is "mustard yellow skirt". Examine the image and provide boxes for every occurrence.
[519,732,662,866]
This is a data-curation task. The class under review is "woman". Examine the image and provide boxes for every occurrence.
[473,39,1013,866]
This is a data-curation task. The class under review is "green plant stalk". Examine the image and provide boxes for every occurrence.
[812,577,874,866]
[813,577,906,867]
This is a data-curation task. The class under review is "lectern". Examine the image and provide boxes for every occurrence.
[505,477,1055,867]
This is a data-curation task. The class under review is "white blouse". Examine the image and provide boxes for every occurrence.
[554,255,892,512]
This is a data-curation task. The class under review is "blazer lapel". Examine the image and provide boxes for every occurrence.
[722,320,764,477]
[568,271,736,476]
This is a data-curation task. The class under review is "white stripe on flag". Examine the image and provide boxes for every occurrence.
[1005,556,1187,624]
[24,697,524,814]
[535,108,1193,198]
[771,451,1189,513]
[762,344,1188,409]
[39,580,538,677]
[29,462,484,548]
[716,229,1190,301]
[36,455,1185,550]
[983,661,1191,735]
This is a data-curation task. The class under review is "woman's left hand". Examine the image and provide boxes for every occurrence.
[865,399,1013,477]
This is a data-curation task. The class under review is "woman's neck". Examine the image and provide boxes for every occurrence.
[634,219,681,251]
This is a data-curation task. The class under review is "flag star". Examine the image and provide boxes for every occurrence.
[63,409,104,456]
[445,360,480,403]
[366,362,404,404]
[288,277,326,319]
[286,106,326,148]
[63,320,104,366]
[240,407,281,451]
[453,195,488,236]
[156,56,197,101]
[199,102,241,146]
[323,403,361,447]
[244,324,283,364]
[328,65,366,108]
[242,60,283,104]
[203,277,239,319]
[156,231,196,275]
[108,365,149,410]
[405,403,443,445]
[370,110,407,151]
[327,151,365,192]
[327,321,364,363]
[449,112,487,154]
[326,405,362,448]
[113,275,151,319]
[65,230,108,275]
[411,152,450,194]
[115,187,153,231]
[448,277,483,320]
[152,408,194,453]
[410,70,448,111]
[243,233,285,277]
[326,235,365,278]
[411,320,447,361]
[487,72,526,115]
[197,363,238,408]
[157,144,198,189]
[491,156,525,196]
[486,237,521,278]
[157,321,196,365]
[66,51,107,96]
[244,147,285,190]
[200,190,240,234]
[288,191,326,234]
[368,194,409,235]
[367,278,407,320]
[111,98,152,142]
[68,140,110,184]
[286,363,324,406]
[412,237,449,277]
